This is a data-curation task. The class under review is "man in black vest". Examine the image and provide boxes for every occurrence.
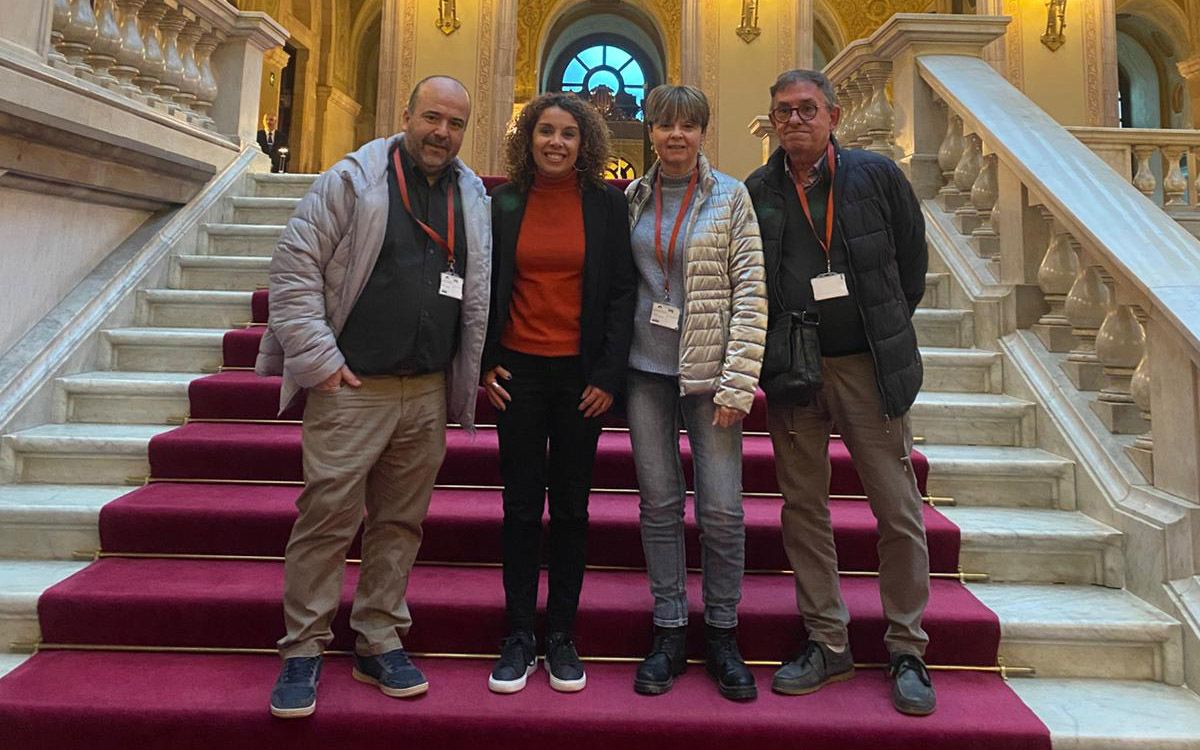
[745,69,934,716]
[257,113,285,173]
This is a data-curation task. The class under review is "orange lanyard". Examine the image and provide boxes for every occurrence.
[392,147,456,269]
[653,165,698,295]
[792,141,837,268]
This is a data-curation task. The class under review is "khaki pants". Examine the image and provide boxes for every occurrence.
[278,373,447,659]
[766,352,929,657]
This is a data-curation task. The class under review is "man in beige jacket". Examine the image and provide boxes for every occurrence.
[257,76,491,718]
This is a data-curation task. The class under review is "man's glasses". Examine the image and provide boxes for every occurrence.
[770,103,822,124]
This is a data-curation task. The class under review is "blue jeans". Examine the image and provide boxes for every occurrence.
[626,370,746,629]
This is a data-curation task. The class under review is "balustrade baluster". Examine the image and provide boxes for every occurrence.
[134,0,167,108]
[1062,262,1110,391]
[49,0,73,71]
[1162,146,1188,207]
[937,111,966,211]
[1131,145,1157,200]
[1127,353,1153,480]
[110,0,148,100]
[953,133,983,232]
[861,64,895,158]
[969,152,999,255]
[59,0,98,79]
[86,0,123,89]
[192,28,223,130]
[1093,303,1149,434]
[1033,213,1079,352]
[154,8,186,114]
[843,79,865,148]
[172,18,203,119]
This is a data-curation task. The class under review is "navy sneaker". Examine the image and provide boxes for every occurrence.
[488,631,538,694]
[545,631,586,692]
[269,655,322,718]
[352,649,429,698]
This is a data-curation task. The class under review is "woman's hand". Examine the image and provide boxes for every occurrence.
[712,405,745,429]
[483,366,512,411]
[579,385,614,418]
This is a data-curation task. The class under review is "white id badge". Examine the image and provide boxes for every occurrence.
[439,271,464,300]
[650,302,681,330]
[811,272,849,301]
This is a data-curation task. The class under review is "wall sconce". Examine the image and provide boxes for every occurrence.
[1041,0,1066,52]
[436,0,462,35]
[736,0,760,43]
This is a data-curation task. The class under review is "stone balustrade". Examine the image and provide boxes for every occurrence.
[747,14,1200,501]
[1068,127,1200,211]
[34,0,285,142]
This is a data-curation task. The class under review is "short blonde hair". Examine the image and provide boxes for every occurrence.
[643,85,710,131]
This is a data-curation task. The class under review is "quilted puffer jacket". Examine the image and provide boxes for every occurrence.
[625,155,768,414]
[255,134,492,429]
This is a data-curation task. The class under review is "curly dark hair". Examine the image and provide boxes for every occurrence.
[502,92,611,193]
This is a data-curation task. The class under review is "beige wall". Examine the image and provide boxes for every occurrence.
[0,189,148,356]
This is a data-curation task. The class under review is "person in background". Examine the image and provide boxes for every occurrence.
[624,84,767,701]
[481,92,636,695]
[257,113,286,173]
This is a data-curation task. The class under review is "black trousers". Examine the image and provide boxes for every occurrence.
[496,348,602,635]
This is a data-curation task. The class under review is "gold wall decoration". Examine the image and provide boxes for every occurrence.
[736,0,761,43]
[437,0,462,34]
[1041,0,1066,51]
[828,0,926,45]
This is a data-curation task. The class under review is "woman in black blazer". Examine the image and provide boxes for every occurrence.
[481,92,636,694]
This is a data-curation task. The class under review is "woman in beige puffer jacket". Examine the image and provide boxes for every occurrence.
[623,85,767,702]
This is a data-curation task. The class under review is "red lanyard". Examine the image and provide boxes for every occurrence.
[653,165,699,294]
[792,141,836,267]
[392,147,456,269]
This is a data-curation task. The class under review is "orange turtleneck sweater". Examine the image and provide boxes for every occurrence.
[501,171,585,357]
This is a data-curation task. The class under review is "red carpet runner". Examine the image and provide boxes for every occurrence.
[0,250,1049,750]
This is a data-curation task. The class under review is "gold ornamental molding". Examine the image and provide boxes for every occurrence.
[829,0,926,45]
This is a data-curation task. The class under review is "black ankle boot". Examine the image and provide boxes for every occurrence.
[704,624,757,701]
[633,625,688,695]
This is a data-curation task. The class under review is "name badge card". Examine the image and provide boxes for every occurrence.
[439,271,464,300]
[811,272,849,301]
[650,302,681,330]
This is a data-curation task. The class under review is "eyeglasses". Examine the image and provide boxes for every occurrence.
[770,102,822,124]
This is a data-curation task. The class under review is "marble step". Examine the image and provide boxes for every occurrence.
[1010,678,1200,749]
[920,444,1076,510]
[914,308,975,349]
[230,196,301,225]
[172,255,269,291]
[100,328,225,373]
[137,289,253,329]
[921,347,1001,393]
[966,583,1184,684]
[0,485,125,558]
[0,560,89,651]
[252,173,316,198]
[201,224,284,257]
[55,372,198,425]
[910,392,1035,447]
[0,653,29,679]
[0,424,171,485]
[943,507,1123,586]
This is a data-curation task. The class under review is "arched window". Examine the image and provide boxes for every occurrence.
[550,38,653,120]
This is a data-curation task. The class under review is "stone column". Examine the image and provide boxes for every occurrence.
[1179,57,1200,130]
[681,0,702,86]
[209,12,289,146]
[490,0,519,175]
[795,0,814,69]
[376,0,402,136]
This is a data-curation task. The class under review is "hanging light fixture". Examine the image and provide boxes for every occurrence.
[1041,0,1067,51]
[736,0,761,43]
[436,0,461,35]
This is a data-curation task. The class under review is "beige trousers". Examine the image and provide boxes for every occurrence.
[766,352,929,657]
[278,373,447,659]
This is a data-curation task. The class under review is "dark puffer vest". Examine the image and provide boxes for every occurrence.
[745,143,928,418]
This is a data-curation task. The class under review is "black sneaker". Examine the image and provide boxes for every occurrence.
[634,625,688,695]
[488,631,537,694]
[269,655,322,718]
[771,640,855,695]
[704,624,757,701]
[889,653,936,716]
[352,648,429,698]
[545,631,586,692]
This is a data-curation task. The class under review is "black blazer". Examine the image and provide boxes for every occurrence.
[483,180,637,396]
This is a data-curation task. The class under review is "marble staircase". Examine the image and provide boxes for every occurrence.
[2,172,1199,746]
